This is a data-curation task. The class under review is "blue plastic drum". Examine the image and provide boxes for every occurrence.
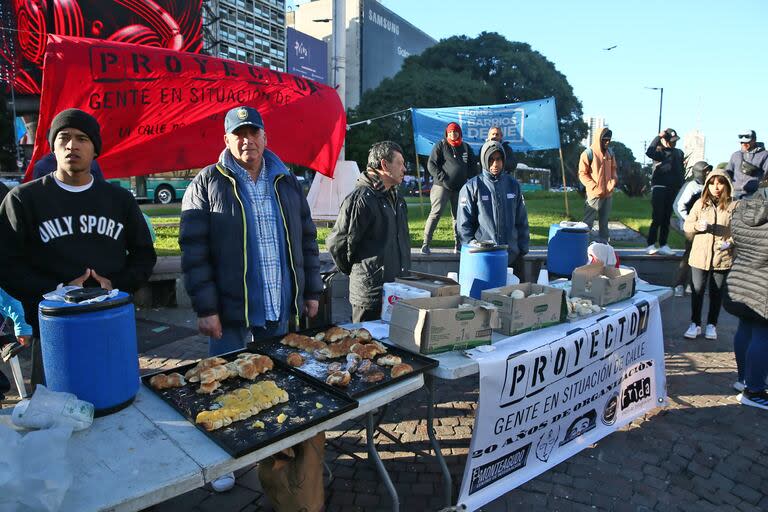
[39,290,139,415]
[459,243,508,298]
[547,223,589,277]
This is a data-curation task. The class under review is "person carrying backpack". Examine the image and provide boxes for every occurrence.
[578,128,617,243]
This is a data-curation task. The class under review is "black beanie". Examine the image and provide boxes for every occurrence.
[48,108,102,155]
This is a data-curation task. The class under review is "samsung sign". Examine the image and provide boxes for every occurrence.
[287,27,328,85]
[361,0,436,93]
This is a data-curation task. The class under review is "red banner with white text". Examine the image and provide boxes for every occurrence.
[25,35,346,180]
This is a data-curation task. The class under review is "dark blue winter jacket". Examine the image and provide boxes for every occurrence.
[179,149,322,329]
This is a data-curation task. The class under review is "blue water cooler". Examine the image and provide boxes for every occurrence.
[39,289,139,416]
[459,243,508,298]
[547,223,589,277]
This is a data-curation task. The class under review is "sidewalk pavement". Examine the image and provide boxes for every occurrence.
[2,293,766,512]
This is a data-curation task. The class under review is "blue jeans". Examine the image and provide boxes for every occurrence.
[208,321,284,356]
[734,319,768,392]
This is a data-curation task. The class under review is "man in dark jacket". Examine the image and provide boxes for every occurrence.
[645,128,685,255]
[422,122,476,254]
[726,130,768,199]
[0,108,156,385]
[179,106,322,356]
[327,141,410,322]
[487,126,518,174]
[457,140,530,278]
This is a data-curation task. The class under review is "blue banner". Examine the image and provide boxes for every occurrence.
[286,27,328,85]
[411,97,561,155]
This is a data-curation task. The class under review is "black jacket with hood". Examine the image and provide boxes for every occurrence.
[646,136,685,189]
[427,126,477,191]
[724,186,768,324]
[326,171,411,309]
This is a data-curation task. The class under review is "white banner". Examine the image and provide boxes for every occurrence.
[457,293,667,510]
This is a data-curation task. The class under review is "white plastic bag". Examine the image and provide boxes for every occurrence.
[12,385,94,432]
[0,424,74,512]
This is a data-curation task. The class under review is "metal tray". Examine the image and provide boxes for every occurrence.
[142,351,358,458]
[249,326,438,399]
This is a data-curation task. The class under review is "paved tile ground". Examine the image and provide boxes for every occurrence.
[2,293,766,512]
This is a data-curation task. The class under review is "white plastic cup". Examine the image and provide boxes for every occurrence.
[537,268,549,285]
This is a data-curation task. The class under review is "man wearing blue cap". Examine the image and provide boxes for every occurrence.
[180,106,322,354]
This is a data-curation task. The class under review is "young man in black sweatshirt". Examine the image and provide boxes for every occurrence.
[0,108,157,385]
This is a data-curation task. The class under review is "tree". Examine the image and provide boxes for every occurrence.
[610,141,648,197]
[346,32,587,181]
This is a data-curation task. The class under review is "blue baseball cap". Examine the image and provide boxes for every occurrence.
[224,106,265,134]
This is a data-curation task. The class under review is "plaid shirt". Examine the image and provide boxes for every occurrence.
[228,155,282,321]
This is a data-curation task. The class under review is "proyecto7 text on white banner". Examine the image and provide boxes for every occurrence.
[457,293,667,511]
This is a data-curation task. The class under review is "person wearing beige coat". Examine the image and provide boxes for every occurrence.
[683,169,736,340]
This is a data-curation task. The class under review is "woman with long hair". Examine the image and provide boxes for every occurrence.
[683,169,736,340]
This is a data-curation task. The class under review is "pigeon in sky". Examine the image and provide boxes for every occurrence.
[603,45,618,51]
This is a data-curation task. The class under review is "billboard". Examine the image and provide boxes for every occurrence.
[1,0,202,94]
[361,0,435,93]
[286,27,328,85]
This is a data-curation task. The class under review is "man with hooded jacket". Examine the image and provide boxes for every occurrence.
[327,141,410,322]
[726,130,768,199]
[578,127,617,243]
[422,122,477,254]
[457,140,530,278]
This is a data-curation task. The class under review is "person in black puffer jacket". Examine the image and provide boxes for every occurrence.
[422,122,477,254]
[327,141,411,322]
[724,185,768,410]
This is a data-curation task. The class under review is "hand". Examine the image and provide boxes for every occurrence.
[198,314,223,339]
[17,335,30,346]
[303,300,319,319]
[89,269,113,290]
[695,219,709,232]
[719,241,732,251]
[68,269,91,287]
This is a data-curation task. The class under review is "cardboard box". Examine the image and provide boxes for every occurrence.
[395,271,460,297]
[388,295,499,354]
[570,264,636,306]
[481,283,567,336]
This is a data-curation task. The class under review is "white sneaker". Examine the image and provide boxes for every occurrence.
[658,245,674,255]
[674,285,684,297]
[734,381,746,392]
[684,323,701,339]
[645,244,659,255]
[704,324,717,340]
[211,472,235,492]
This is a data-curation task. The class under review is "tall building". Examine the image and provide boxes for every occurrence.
[290,0,436,108]
[683,129,706,167]
[584,116,608,147]
[203,0,287,71]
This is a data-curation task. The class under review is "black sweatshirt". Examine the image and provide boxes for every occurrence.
[427,139,477,191]
[0,174,156,328]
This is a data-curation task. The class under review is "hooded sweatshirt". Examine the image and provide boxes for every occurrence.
[427,125,477,191]
[457,141,530,260]
[578,128,617,199]
[683,169,736,271]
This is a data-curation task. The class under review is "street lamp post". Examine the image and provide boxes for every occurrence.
[645,86,663,133]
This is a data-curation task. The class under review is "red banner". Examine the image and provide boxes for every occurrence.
[26,35,346,180]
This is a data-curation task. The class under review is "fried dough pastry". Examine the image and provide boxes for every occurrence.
[287,352,305,367]
[376,355,402,366]
[149,372,186,390]
[326,370,352,387]
[391,363,414,378]
[184,357,227,382]
[195,380,289,431]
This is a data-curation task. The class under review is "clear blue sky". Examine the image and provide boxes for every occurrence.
[365,0,768,166]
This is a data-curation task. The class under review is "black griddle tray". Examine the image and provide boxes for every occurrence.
[142,351,358,458]
[249,325,438,399]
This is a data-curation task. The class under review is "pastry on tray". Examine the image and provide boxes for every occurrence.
[376,355,402,366]
[195,380,289,431]
[391,363,414,378]
[287,352,305,367]
[184,357,227,383]
[326,370,352,387]
[149,372,186,390]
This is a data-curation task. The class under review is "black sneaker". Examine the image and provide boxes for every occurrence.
[420,244,431,255]
[739,389,768,410]
[0,341,25,363]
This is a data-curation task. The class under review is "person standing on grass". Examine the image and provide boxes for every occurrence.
[327,141,411,322]
[578,127,617,243]
[724,183,768,409]
[672,161,710,297]
[422,122,477,254]
[645,128,685,255]
[682,169,735,341]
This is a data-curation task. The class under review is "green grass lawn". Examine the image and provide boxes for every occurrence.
[144,191,683,256]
